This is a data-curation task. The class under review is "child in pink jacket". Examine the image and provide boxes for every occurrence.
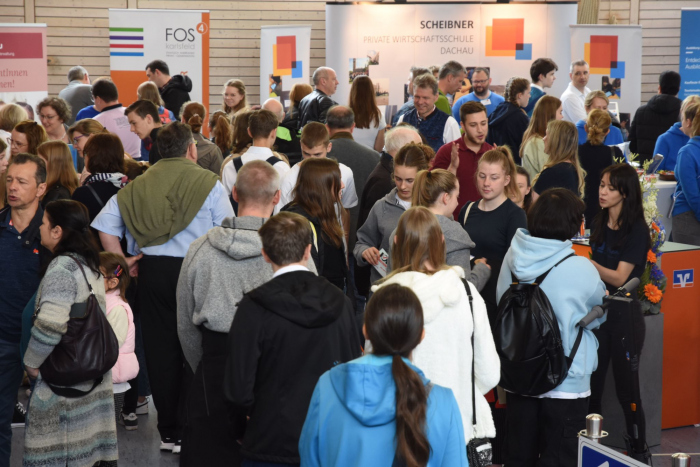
[100,252,139,432]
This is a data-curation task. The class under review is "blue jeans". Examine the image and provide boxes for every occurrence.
[0,337,23,467]
[242,461,299,467]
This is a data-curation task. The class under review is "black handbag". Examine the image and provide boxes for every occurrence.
[33,256,119,398]
[462,279,493,467]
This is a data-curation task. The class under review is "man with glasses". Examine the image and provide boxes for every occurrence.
[451,67,504,120]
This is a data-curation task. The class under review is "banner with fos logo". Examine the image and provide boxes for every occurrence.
[108,9,210,115]
[673,269,694,288]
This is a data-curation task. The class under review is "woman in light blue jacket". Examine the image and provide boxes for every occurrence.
[496,188,607,467]
[299,284,467,467]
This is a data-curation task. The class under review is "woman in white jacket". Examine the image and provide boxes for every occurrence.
[372,206,501,444]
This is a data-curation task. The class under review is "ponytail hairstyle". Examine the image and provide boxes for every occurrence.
[232,110,254,154]
[99,251,130,300]
[393,143,434,173]
[520,95,561,161]
[503,77,530,108]
[476,146,520,201]
[386,206,448,280]
[222,79,248,114]
[590,163,650,250]
[688,101,700,138]
[44,200,101,276]
[411,169,457,207]
[291,157,345,248]
[180,101,206,134]
[585,109,612,146]
[13,120,48,155]
[209,110,233,154]
[364,283,430,467]
[536,120,586,196]
[38,141,79,195]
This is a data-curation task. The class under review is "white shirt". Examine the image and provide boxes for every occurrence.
[531,83,544,93]
[396,109,461,148]
[396,194,411,211]
[220,145,291,195]
[352,119,387,150]
[272,264,309,279]
[560,82,591,123]
[275,159,358,214]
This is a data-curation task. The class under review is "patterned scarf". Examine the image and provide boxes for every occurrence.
[84,172,128,189]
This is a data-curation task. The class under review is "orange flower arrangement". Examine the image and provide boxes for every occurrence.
[644,284,663,303]
[652,222,661,233]
[647,250,657,264]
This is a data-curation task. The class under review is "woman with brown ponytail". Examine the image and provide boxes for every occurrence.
[208,110,233,159]
[299,283,468,466]
[180,101,223,174]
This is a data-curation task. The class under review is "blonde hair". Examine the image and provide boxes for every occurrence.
[385,207,449,280]
[520,95,561,161]
[584,90,609,110]
[681,95,700,122]
[68,119,108,141]
[137,81,164,108]
[411,169,457,207]
[0,104,28,132]
[477,147,520,201]
[687,102,700,137]
[38,141,79,195]
[222,79,248,114]
[585,109,612,146]
[538,120,586,196]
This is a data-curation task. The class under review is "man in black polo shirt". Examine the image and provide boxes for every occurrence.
[126,100,164,165]
[0,154,48,467]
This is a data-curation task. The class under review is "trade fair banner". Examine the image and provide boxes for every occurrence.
[108,9,210,113]
[570,25,642,120]
[260,25,312,111]
[0,23,48,120]
[679,9,700,100]
[325,3,577,122]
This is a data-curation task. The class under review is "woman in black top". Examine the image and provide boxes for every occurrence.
[282,157,349,292]
[71,133,126,224]
[579,109,622,226]
[588,163,651,463]
[486,77,531,163]
[458,146,527,325]
[38,141,79,208]
[533,120,586,200]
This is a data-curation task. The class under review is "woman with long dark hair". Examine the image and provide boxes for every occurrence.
[23,200,118,467]
[349,75,386,152]
[299,283,468,466]
[589,163,652,463]
[282,157,348,290]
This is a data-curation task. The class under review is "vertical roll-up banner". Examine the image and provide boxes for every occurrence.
[260,25,312,111]
[0,23,48,120]
[570,25,642,116]
[108,9,210,118]
[680,9,700,100]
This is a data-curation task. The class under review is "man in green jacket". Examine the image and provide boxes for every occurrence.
[436,60,467,116]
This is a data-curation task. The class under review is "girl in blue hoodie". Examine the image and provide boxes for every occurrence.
[497,188,606,467]
[672,102,700,245]
[654,95,699,172]
[299,284,467,467]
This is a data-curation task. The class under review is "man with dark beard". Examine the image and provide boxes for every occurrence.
[451,67,504,120]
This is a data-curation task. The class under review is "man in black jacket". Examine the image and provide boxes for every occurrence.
[297,67,339,129]
[146,59,192,120]
[224,212,362,465]
[629,70,682,163]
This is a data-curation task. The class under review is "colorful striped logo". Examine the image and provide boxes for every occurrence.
[109,27,144,57]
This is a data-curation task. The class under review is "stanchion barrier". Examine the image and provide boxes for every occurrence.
[579,413,609,443]
[672,453,691,467]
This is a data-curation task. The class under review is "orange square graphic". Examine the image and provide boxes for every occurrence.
[486,26,515,57]
[491,18,524,51]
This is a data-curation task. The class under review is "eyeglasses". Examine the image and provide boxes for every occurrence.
[472,79,489,85]
[9,139,28,148]
[73,134,88,145]
[39,114,58,121]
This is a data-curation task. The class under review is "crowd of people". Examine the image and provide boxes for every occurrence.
[0,53,698,467]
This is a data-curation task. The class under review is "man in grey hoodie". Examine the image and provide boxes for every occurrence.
[176,159,315,465]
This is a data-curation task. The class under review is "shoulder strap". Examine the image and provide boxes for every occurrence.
[461,279,478,427]
[568,327,585,362]
[85,184,105,209]
[266,155,283,166]
[308,221,318,253]
[68,255,94,294]
[233,156,244,172]
[533,253,576,285]
[462,202,475,226]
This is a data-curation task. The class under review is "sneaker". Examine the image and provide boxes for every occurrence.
[11,402,26,428]
[172,440,181,454]
[119,412,138,431]
[159,438,175,451]
[135,396,150,415]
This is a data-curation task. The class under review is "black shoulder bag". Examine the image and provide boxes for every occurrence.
[33,256,119,398]
[463,279,493,467]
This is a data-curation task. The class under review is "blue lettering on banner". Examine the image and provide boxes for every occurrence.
[673,269,694,288]
[679,10,700,99]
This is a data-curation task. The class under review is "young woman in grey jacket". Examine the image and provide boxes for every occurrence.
[353,143,432,286]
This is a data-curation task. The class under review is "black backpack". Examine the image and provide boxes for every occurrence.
[493,254,583,396]
[229,155,283,214]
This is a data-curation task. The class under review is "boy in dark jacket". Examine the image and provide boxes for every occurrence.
[145,59,192,120]
[224,212,362,465]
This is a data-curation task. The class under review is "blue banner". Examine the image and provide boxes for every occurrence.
[679,9,700,99]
